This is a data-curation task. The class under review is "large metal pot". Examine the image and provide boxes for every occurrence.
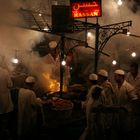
[43,96,73,121]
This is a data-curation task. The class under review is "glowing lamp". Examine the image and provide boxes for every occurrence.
[61,60,66,66]
[12,58,19,64]
[131,52,136,58]
[112,60,117,65]
[117,0,122,6]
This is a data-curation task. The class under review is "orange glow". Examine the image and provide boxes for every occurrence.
[71,1,101,18]
[42,72,67,93]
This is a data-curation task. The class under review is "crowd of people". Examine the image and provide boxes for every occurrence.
[79,62,140,140]
[0,65,45,140]
[0,61,140,140]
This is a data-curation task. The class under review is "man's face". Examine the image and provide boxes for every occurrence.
[97,75,106,85]
[114,74,122,83]
[130,67,137,75]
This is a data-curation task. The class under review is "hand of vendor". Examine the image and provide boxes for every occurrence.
[45,99,53,105]
[40,98,53,106]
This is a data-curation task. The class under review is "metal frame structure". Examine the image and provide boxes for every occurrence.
[17,8,132,96]
[94,20,132,72]
[99,21,132,52]
[18,8,52,32]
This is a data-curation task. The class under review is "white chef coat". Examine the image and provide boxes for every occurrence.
[80,85,105,140]
[18,88,42,136]
[114,80,138,133]
[43,53,71,86]
[114,80,137,105]
[126,72,140,97]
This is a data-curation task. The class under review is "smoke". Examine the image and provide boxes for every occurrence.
[65,0,140,74]
[126,0,140,14]
[0,0,140,89]
[0,0,44,69]
[92,0,140,70]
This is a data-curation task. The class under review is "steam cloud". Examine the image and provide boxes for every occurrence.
[0,0,140,87]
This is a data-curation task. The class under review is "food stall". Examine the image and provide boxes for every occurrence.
[39,92,86,140]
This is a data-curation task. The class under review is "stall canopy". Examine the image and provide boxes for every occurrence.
[17,7,98,33]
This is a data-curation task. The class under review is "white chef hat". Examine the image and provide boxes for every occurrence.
[89,73,98,81]
[25,76,36,83]
[49,41,57,49]
[98,69,108,77]
[114,69,125,75]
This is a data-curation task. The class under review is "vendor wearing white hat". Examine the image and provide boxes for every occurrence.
[114,69,125,76]
[126,62,140,99]
[83,73,98,108]
[89,73,98,81]
[98,69,108,77]
[97,69,115,139]
[88,73,98,87]
[97,69,115,105]
[113,69,138,139]
[43,40,71,88]
[25,76,36,83]
[25,76,36,89]
[97,69,109,87]
[114,69,138,102]
[18,76,44,139]
[80,74,104,140]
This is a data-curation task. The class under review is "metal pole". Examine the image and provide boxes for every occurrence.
[60,33,65,98]
[94,17,100,73]
[85,17,87,45]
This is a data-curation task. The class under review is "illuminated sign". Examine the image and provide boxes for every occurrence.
[70,0,102,18]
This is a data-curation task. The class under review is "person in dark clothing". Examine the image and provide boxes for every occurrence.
[0,66,13,139]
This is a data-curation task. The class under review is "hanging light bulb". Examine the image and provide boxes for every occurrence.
[87,32,92,37]
[12,49,19,64]
[38,13,42,16]
[117,0,123,6]
[127,30,131,36]
[43,26,49,31]
[112,60,117,65]
[131,52,136,58]
[11,58,19,64]
[61,60,66,66]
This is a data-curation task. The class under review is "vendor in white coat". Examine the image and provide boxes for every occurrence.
[97,69,115,105]
[126,62,140,99]
[114,69,138,105]
[43,41,71,87]
[82,73,99,109]
[79,74,105,140]
[113,69,138,139]
[97,69,116,140]
[18,76,43,139]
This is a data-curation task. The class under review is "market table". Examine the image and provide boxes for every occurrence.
[39,97,86,140]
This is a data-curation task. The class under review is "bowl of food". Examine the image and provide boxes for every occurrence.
[51,97,73,119]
